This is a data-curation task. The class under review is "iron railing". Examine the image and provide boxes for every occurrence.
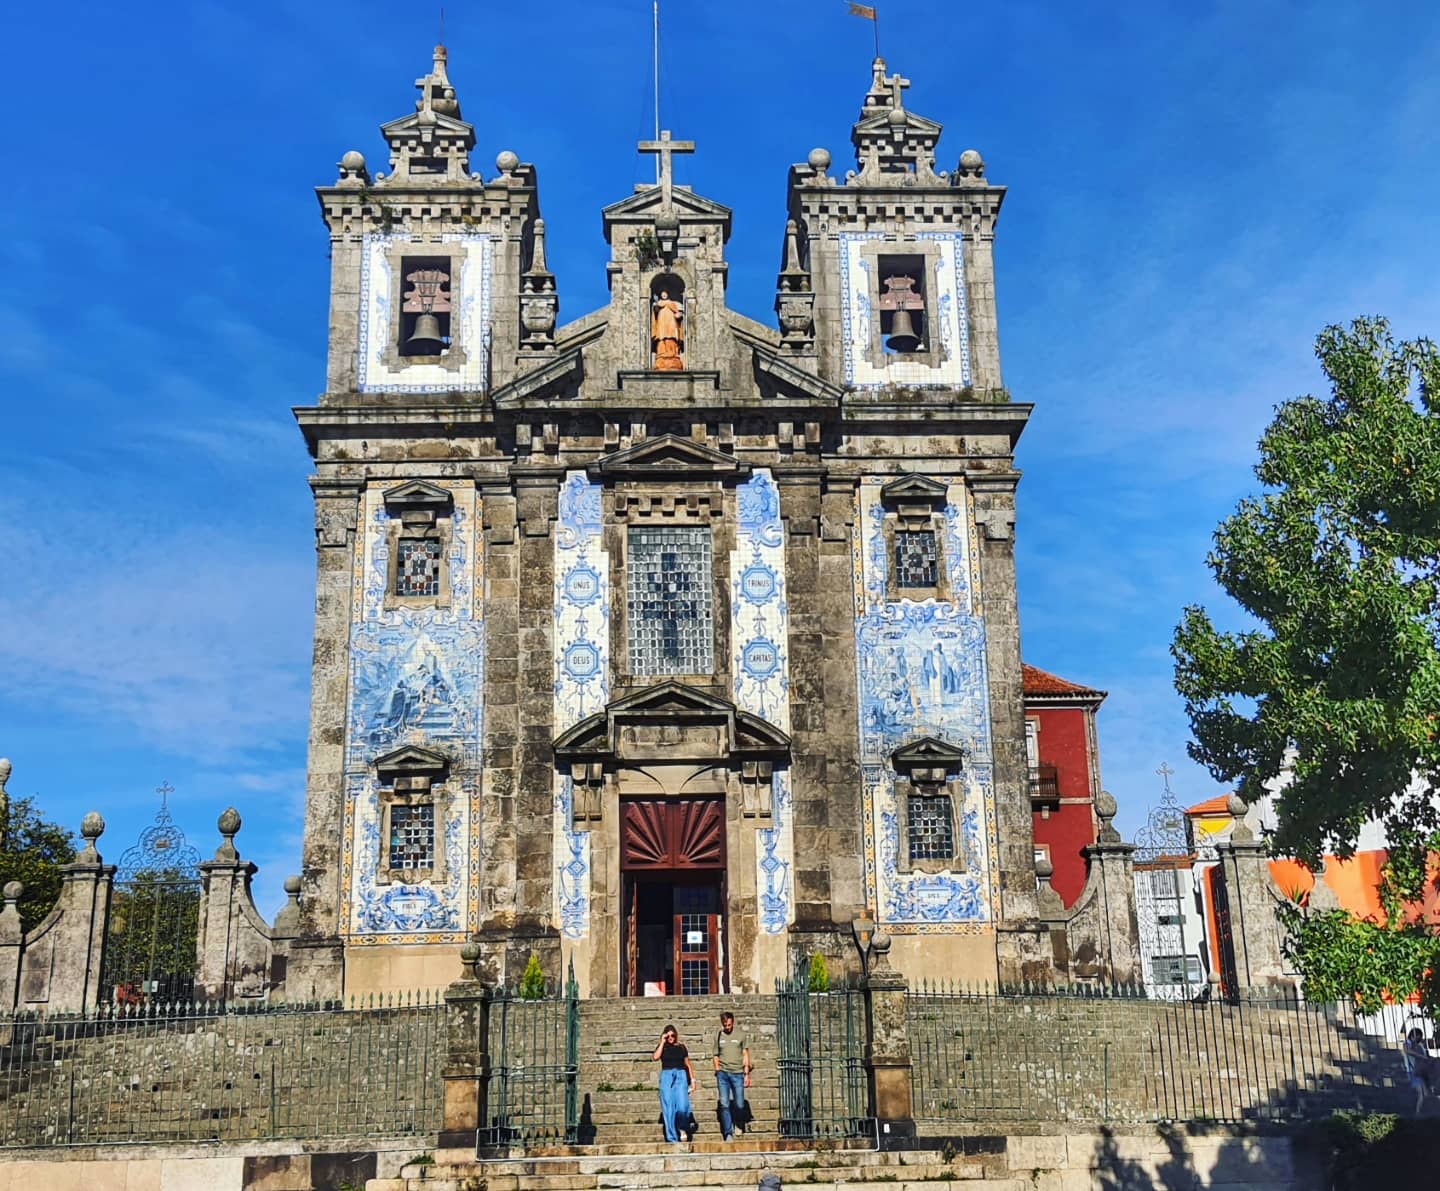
[908,981,1407,1125]
[0,994,445,1148]
[480,963,580,1147]
[1028,765,1060,802]
[775,976,867,1139]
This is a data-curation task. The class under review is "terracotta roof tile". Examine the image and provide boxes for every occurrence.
[1021,663,1106,700]
[1186,794,1234,817]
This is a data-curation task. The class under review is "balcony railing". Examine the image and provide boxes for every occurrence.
[1029,764,1060,802]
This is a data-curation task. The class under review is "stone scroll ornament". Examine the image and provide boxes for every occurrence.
[651,291,685,370]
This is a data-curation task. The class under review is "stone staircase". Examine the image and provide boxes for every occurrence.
[574,995,781,1147]
[373,1144,1030,1191]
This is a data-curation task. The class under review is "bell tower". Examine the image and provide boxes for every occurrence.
[779,58,1006,397]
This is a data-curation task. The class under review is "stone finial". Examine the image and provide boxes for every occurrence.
[807,147,832,184]
[1034,853,1064,915]
[955,148,987,185]
[1095,791,1121,844]
[0,880,20,943]
[1226,793,1255,842]
[0,757,10,850]
[0,757,11,786]
[417,45,461,118]
[495,150,520,179]
[272,875,303,938]
[215,807,242,861]
[337,150,370,186]
[460,940,482,982]
[78,811,105,863]
[868,927,897,977]
[2,880,20,903]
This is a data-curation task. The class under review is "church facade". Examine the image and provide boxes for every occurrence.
[290,47,1045,998]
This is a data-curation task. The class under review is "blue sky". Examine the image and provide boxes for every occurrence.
[2,0,1438,915]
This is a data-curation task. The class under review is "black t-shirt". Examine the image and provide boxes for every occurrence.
[660,1042,689,1069]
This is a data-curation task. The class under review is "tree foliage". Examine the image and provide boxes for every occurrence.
[105,865,201,995]
[0,796,77,933]
[1173,317,1440,878]
[807,951,830,992]
[519,952,546,999]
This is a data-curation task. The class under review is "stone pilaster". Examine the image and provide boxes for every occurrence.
[861,935,915,1142]
[971,474,1039,983]
[45,813,114,1015]
[292,476,363,1001]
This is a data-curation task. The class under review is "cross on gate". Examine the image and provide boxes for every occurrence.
[638,129,695,209]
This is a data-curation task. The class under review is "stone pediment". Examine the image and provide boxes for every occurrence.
[587,434,750,482]
[890,735,966,774]
[373,744,451,779]
[555,681,789,763]
[380,108,475,142]
[603,186,733,224]
[880,474,948,506]
[383,480,454,510]
[852,109,942,140]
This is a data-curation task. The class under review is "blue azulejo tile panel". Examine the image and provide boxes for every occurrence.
[839,231,973,390]
[552,473,609,939]
[341,482,483,944]
[853,481,999,931]
[732,471,794,934]
[358,232,491,393]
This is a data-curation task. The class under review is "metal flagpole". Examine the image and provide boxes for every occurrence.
[873,5,881,58]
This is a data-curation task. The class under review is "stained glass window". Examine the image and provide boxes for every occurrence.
[895,529,938,588]
[627,527,714,675]
[388,803,435,870]
[908,792,955,861]
[396,539,442,597]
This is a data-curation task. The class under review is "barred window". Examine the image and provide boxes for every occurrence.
[895,530,938,588]
[908,792,955,861]
[388,803,435,870]
[395,539,443,598]
[1151,954,1203,985]
[627,526,714,675]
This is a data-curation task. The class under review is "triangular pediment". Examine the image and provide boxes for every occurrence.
[555,681,789,760]
[384,480,453,509]
[890,735,966,772]
[880,474,948,506]
[380,109,475,141]
[603,187,733,223]
[588,434,750,481]
[373,744,450,778]
[853,110,942,139]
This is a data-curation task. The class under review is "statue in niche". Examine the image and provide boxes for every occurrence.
[651,289,685,371]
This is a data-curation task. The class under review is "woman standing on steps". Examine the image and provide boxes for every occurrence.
[652,1023,697,1143]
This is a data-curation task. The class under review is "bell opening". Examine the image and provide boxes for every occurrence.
[400,255,453,358]
[878,254,927,355]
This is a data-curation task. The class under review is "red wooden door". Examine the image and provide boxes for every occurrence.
[673,912,721,995]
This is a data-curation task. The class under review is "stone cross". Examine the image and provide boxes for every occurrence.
[638,130,695,209]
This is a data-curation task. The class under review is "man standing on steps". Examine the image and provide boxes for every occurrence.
[713,1010,752,1141]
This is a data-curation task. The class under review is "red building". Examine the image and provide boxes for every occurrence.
[1023,664,1106,907]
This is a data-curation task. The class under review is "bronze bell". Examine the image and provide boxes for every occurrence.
[886,307,922,353]
[406,312,446,352]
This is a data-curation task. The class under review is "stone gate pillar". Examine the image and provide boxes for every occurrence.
[1214,795,1290,993]
[861,932,915,1143]
[440,942,489,1151]
[195,809,275,1002]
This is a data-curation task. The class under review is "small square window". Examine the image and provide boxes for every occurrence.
[908,792,955,861]
[388,803,435,871]
[395,539,443,598]
[895,530,939,588]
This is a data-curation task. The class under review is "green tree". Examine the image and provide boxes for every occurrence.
[519,952,546,999]
[0,796,78,933]
[105,865,201,994]
[1173,317,1440,880]
[807,951,830,992]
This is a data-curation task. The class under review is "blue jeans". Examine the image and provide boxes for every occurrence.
[716,1070,746,1138]
[659,1068,691,1142]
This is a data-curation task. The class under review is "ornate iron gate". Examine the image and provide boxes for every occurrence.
[775,974,867,1139]
[480,960,580,1147]
[101,786,202,1004]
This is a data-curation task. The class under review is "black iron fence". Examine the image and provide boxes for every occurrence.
[909,981,1407,1125]
[480,964,580,1147]
[775,976,867,1140]
[0,995,445,1148]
